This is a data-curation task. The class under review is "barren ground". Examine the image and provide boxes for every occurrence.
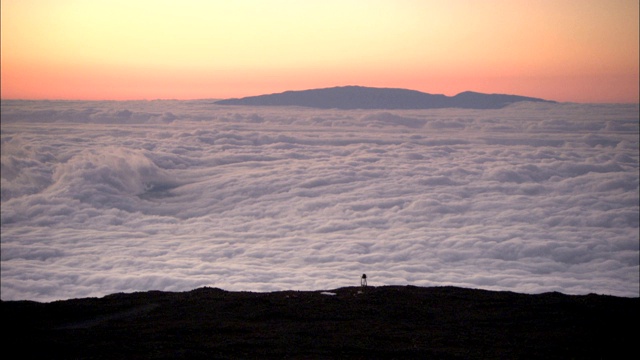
[3,286,638,359]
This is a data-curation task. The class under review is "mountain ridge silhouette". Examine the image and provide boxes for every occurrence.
[215,85,556,109]
[3,285,637,358]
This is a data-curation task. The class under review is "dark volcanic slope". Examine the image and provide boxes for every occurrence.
[3,286,638,359]
[215,86,555,109]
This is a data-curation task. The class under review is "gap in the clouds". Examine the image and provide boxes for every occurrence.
[137,182,181,200]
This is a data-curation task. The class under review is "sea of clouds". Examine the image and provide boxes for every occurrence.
[1,100,638,301]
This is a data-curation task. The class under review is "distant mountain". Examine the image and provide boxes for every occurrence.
[215,86,555,109]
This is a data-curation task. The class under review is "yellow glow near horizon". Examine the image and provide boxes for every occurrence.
[2,0,638,102]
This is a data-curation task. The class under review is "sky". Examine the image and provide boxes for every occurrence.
[1,0,638,103]
[1,100,638,301]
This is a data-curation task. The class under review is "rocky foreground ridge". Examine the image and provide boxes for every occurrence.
[3,285,637,359]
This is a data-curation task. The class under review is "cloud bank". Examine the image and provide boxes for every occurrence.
[1,100,638,301]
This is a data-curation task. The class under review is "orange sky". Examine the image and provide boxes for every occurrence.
[1,0,638,103]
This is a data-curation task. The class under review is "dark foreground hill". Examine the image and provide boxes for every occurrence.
[3,286,638,359]
[215,86,555,109]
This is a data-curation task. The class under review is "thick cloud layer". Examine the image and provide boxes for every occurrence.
[1,100,638,301]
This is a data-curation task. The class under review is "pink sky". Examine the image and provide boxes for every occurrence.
[1,0,638,103]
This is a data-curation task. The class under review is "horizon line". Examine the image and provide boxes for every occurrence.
[1,85,639,105]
